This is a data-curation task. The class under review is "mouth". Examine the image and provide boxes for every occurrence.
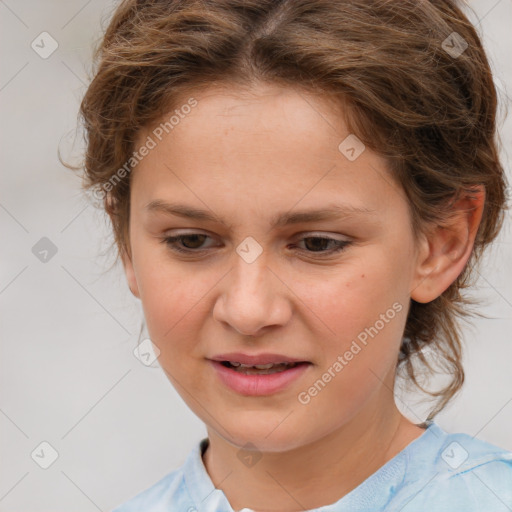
[208,355,312,396]
[219,360,306,375]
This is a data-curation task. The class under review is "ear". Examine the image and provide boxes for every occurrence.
[410,185,485,303]
[121,246,141,299]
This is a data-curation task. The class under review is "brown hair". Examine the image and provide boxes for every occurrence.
[63,0,508,420]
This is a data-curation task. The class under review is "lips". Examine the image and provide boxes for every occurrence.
[210,352,310,366]
[208,353,312,395]
[220,360,301,374]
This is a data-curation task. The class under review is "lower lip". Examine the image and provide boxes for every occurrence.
[209,361,311,396]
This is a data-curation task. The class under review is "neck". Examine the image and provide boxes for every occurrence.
[202,393,425,511]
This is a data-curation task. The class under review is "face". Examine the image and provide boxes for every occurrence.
[123,82,422,452]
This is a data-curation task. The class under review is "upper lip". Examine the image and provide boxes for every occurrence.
[209,352,310,365]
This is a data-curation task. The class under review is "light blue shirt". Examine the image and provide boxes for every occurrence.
[112,422,512,511]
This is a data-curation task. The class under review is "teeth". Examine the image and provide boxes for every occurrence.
[224,361,300,375]
[229,362,290,369]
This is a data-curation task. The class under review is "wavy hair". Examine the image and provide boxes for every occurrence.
[63,0,508,419]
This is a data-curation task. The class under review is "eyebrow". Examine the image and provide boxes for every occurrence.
[145,200,377,229]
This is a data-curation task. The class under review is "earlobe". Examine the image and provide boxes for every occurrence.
[121,247,141,299]
[410,186,485,304]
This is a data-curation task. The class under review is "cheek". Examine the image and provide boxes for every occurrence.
[298,258,408,391]
[296,256,407,342]
[139,270,199,342]
[131,243,197,342]
[133,253,222,367]
[134,235,409,368]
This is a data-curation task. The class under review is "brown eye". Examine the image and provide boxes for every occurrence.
[162,233,213,253]
[303,237,333,252]
[295,236,350,255]
[161,233,351,258]
[177,234,207,249]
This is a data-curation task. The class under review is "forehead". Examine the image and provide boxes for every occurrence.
[142,83,348,158]
[131,83,407,222]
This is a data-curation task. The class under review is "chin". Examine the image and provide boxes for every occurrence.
[212,415,310,453]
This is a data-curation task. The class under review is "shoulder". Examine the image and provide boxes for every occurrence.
[109,438,211,512]
[392,423,512,511]
[110,467,186,512]
[110,437,214,512]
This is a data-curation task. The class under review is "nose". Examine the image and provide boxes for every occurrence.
[212,252,292,337]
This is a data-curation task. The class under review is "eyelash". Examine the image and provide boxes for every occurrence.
[161,233,351,257]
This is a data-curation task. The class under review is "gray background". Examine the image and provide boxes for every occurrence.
[0,1,511,510]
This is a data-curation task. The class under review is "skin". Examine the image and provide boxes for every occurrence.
[121,82,485,511]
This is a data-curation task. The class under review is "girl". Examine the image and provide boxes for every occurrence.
[71,0,512,510]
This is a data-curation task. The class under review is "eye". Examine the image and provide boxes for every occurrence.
[162,233,216,253]
[161,232,351,257]
[292,235,351,256]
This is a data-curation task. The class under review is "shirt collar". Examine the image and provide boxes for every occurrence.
[182,422,438,512]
